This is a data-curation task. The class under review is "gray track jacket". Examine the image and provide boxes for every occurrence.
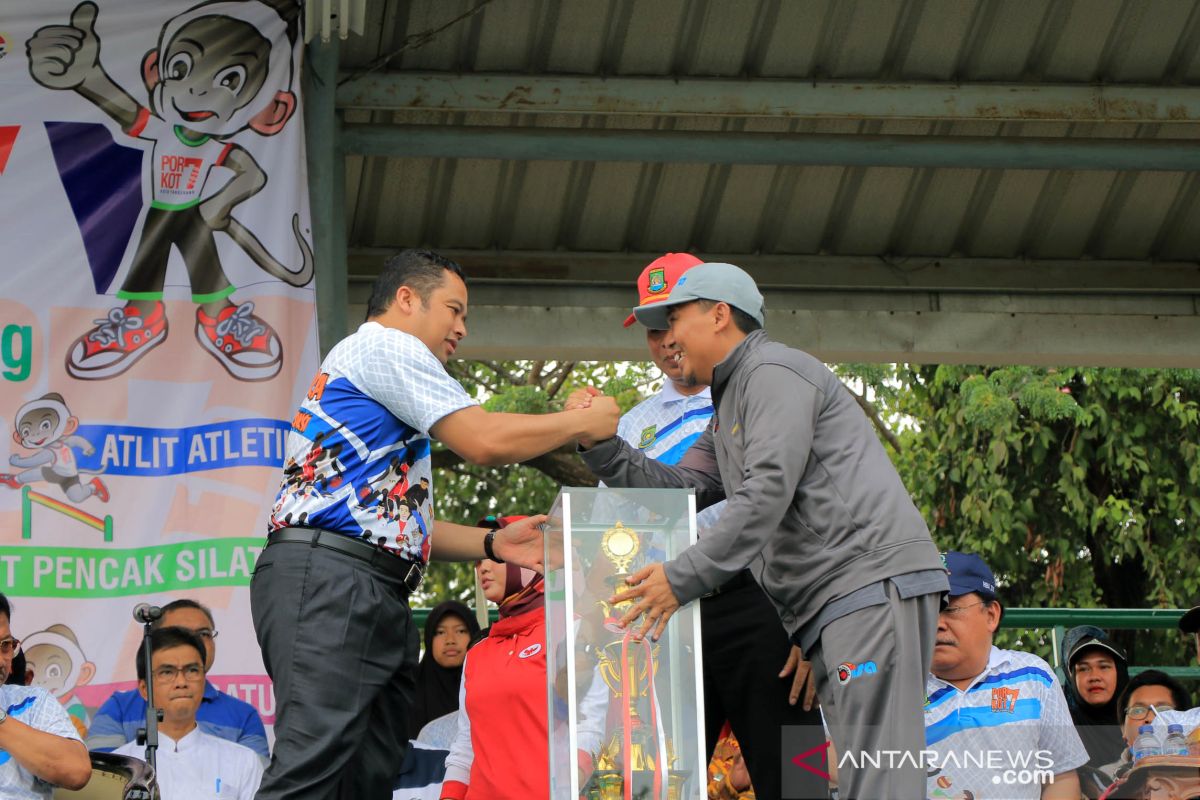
[580,330,945,638]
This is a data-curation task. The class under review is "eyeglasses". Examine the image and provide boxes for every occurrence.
[153,664,205,683]
[1125,703,1175,720]
[191,628,218,641]
[940,601,987,618]
[0,637,21,655]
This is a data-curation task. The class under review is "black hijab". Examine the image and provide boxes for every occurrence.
[408,600,480,739]
[1061,625,1130,769]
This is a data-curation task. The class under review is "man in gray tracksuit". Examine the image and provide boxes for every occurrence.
[575,262,949,800]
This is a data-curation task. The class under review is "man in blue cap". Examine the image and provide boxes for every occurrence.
[924,551,1086,800]
[571,261,948,799]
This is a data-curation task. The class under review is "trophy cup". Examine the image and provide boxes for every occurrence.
[584,522,687,800]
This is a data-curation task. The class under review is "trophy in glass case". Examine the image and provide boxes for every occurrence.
[545,488,705,800]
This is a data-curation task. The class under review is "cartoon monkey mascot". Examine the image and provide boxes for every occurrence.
[27,0,313,382]
[1,393,108,502]
[24,624,97,738]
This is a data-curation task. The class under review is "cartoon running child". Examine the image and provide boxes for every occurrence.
[1,393,108,502]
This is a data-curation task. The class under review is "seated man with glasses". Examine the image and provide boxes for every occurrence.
[115,627,262,799]
[0,590,91,797]
[923,552,1088,800]
[88,599,267,760]
[1099,669,1193,777]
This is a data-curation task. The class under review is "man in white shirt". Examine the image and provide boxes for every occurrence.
[924,552,1087,800]
[116,627,262,800]
[0,591,91,799]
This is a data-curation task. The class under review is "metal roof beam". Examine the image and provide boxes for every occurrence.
[348,249,1200,294]
[336,72,1200,123]
[340,124,1200,172]
[342,250,1200,367]
[340,294,1200,368]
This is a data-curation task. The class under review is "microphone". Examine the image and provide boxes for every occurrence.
[133,603,163,624]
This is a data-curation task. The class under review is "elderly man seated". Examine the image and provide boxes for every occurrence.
[0,591,91,798]
[115,627,262,800]
[924,552,1088,800]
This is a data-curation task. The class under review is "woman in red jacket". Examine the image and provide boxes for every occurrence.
[439,545,547,800]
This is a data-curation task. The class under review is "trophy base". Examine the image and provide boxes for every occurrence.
[582,769,690,800]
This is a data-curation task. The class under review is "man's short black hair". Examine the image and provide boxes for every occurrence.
[136,626,207,683]
[695,299,763,334]
[1115,669,1192,723]
[151,598,214,630]
[0,591,10,622]
[365,249,466,320]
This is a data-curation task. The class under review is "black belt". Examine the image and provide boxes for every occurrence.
[268,527,424,593]
[700,569,755,599]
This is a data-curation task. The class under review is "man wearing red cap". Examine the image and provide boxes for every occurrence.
[608,253,825,799]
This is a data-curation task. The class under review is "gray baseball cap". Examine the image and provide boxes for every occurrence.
[631,262,765,330]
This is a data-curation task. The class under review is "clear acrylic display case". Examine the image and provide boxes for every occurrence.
[544,487,706,800]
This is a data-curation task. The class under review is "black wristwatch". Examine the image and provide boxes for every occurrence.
[483,530,504,563]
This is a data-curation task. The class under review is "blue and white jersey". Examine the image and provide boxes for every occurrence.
[0,685,83,800]
[270,322,476,563]
[924,647,1088,800]
[614,381,725,531]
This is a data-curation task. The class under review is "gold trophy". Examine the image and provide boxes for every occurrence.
[583,523,686,800]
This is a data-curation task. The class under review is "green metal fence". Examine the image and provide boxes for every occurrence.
[1001,608,1200,679]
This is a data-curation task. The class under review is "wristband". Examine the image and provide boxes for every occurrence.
[483,530,504,563]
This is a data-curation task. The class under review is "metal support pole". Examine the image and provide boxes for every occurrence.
[304,36,348,355]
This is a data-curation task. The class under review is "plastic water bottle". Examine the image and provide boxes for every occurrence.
[1132,725,1162,761]
[1163,724,1188,756]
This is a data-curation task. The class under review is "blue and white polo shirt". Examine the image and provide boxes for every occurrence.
[270,322,477,563]
[613,380,724,531]
[0,685,83,800]
[924,646,1088,800]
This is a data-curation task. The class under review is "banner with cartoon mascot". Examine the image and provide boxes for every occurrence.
[0,0,317,742]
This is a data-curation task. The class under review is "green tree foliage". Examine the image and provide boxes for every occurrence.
[842,364,1200,665]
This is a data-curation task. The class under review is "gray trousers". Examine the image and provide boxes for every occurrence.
[251,541,419,799]
[808,584,940,800]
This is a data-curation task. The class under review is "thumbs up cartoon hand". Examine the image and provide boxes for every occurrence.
[27,1,104,91]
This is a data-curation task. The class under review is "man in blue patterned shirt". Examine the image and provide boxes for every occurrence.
[612,253,826,799]
[253,249,618,799]
[0,592,90,798]
[924,552,1087,800]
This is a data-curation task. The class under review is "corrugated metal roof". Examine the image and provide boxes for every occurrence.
[348,0,1200,83]
[336,0,1200,268]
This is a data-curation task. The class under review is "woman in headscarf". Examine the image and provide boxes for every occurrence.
[440,516,548,800]
[408,600,481,740]
[1061,625,1131,770]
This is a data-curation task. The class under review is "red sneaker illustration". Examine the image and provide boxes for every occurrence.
[89,477,109,502]
[66,302,168,380]
[195,301,282,381]
[0,474,20,489]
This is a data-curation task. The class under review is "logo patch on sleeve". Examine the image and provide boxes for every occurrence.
[638,425,657,449]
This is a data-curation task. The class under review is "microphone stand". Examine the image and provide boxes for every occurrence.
[134,617,161,770]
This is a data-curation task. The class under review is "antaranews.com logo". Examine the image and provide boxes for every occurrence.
[783,726,1056,799]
